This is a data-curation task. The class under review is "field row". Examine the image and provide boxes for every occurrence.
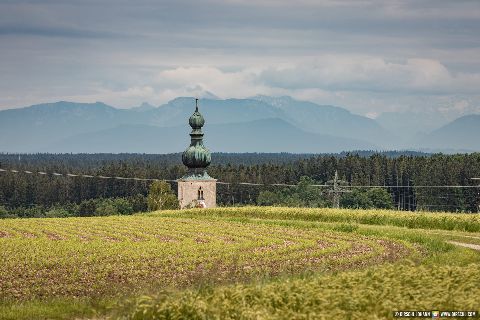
[122,263,480,320]
[157,206,480,232]
[0,215,412,301]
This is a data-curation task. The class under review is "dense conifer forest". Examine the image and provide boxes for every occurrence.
[0,152,479,217]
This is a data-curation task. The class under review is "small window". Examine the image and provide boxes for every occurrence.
[198,187,204,200]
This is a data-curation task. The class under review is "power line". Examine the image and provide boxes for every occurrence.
[0,168,174,182]
[2,167,479,212]
[1,167,480,189]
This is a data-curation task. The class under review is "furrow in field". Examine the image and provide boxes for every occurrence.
[0,215,414,301]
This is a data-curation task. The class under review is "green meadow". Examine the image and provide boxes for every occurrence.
[1,207,479,319]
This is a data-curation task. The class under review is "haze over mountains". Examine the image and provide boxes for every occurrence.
[0,96,478,153]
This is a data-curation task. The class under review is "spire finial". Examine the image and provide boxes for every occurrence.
[195,98,199,112]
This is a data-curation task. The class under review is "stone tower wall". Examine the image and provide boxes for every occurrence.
[178,180,217,209]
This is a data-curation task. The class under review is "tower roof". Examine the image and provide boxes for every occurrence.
[182,99,212,174]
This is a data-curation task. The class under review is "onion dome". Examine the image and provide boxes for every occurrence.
[182,145,211,168]
[182,99,212,171]
[189,104,205,128]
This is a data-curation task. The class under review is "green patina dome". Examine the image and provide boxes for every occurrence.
[189,109,205,128]
[182,99,212,171]
[182,144,211,168]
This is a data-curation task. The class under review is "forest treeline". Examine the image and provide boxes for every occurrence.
[0,152,479,216]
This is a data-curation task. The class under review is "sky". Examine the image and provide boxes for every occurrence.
[0,0,479,118]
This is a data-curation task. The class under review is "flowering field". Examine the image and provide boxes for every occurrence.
[1,207,479,319]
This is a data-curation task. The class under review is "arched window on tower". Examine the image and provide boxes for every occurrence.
[198,186,204,200]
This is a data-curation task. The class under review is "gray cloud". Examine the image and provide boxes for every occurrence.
[0,0,479,118]
[0,24,124,38]
[258,58,480,95]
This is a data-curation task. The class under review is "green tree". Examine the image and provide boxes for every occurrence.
[78,199,96,217]
[147,181,179,211]
[283,193,304,207]
[257,177,327,208]
[257,191,279,206]
[95,199,117,216]
[341,188,393,209]
[45,207,71,218]
[296,176,324,207]
[340,189,373,209]
[0,205,10,218]
[128,194,148,213]
[367,188,394,209]
[112,198,134,215]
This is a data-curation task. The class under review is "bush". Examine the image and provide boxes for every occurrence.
[2,195,148,219]
[95,199,117,216]
[128,194,148,213]
[45,208,71,218]
[78,199,96,217]
[112,198,135,215]
[341,188,393,209]
[7,206,46,218]
[341,189,373,209]
[367,188,394,209]
[257,177,328,208]
[0,205,13,219]
[257,191,278,206]
[93,198,134,216]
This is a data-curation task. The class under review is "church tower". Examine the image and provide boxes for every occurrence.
[178,99,217,208]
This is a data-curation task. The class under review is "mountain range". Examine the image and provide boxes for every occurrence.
[0,96,478,153]
[412,115,480,152]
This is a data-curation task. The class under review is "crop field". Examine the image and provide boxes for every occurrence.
[1,207,479,319]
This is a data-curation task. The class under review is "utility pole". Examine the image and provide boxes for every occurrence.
[333,171,340,209]
[328,170,350,209]
[472,178,480,213]
[407,180,410,211]
[396,177,400,210]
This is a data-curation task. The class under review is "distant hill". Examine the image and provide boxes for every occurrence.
[412,115,480,152]
[131,102,156,112]
[252,95,394,147]
[43,118,376,153]
[376,111,450,144]
[0,96,387,153]
[143,97,288,127]
[0,98,291,152]
[0,96,478,153]
[0,101,139,152]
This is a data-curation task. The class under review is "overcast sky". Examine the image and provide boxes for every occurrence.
[0,0,479,118]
